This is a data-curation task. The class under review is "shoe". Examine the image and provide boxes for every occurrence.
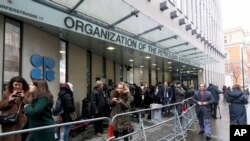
[96,133,102,137]
[206,136,212,140]
[198,130,204,134]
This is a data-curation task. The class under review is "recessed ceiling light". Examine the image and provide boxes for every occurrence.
[193,68,196,69]
[107,46,115,50]
[140,65,144,68]
[167,62,172,64]
[168,67,172,68]
[152,63,157,66]
[182,65,186,67]
[145,56,151,59]
[60,50,66,54]
[129,59,134,62]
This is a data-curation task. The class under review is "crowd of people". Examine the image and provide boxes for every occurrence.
[0,76,249,141]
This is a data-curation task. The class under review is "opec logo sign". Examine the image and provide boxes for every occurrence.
[30,54,55,81]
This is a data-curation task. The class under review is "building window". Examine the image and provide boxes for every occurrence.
[60,40,67,83]
[3,18,21,83]
[224,36,227,44]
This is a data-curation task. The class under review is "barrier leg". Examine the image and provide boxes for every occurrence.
[139,112,147,141]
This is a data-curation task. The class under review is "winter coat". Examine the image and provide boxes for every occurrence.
[192,90,214,119]
[110,90,132,131]
[59,89,75,122]
[142,87,151,108]
[226,90,248,125]
[0,91,32,141]
[159,86,173,100]
[175,86,186,102]
[90,89,106,115]
[207,85,221,103]
[24,96,55,141]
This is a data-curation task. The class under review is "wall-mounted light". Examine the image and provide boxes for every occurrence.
[160,1,168,11]
[170,11,179,19]
[186,24,193,31]
[179,18,187,25]
[192,29,197,35]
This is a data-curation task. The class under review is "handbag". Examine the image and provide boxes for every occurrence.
[0,103,21,125]
[69,111,78,121]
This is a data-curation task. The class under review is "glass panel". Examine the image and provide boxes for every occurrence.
[49,0,80,9]
[159,38,184,49]
[60,40,67,83]
[171,44,191,53]
[179,49,197,56]
[141,27,175,42]
[76,0,136,25]
[116,13,159,35]
[4,18,20,83]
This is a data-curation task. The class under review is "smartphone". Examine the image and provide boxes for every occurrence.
[13,92,21,97]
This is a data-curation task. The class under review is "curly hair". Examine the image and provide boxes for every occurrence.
[7,76,29,93]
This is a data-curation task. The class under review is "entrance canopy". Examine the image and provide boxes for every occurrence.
[34,0,217,66]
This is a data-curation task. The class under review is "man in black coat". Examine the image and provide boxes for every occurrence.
[90,80,106,136]
[206,83,221,119]
[159,82,173,116]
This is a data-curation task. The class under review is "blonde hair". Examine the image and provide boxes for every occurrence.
[232,84,241,90]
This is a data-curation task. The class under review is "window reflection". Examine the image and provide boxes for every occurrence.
[60,40,67,83]
[3,18,20,83]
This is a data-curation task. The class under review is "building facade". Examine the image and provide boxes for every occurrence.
[224,27,250,89]
[0,0,225,112]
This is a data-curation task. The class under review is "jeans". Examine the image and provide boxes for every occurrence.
[204,119,212,137]
[63,125,71,141]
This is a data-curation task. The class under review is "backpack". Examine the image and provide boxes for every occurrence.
[53,97,64,116]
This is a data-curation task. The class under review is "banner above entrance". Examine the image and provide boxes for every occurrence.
[0,0,202,67]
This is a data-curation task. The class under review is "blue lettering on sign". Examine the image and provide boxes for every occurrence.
[30,54,55,81]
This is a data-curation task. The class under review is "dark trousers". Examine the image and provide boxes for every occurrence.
[197,109,204,130]
[163,98,171,114]
[210,103,218,118]
[94,112,103,134]
[22,120,29,141]
[114,130,129,141]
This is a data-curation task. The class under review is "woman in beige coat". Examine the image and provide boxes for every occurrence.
[110,82,132,141]
[0,76,32,141]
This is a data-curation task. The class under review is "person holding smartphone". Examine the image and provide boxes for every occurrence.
[0,76,32,141]
[110,82,132,141]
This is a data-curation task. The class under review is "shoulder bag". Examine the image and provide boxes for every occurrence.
[0,103,21,125]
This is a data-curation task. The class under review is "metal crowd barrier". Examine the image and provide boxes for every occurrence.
[0,98,197,141]
[0,117,110,140]
[106,97,197,141]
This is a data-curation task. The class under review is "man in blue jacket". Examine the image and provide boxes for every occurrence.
[192,83,214,140]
